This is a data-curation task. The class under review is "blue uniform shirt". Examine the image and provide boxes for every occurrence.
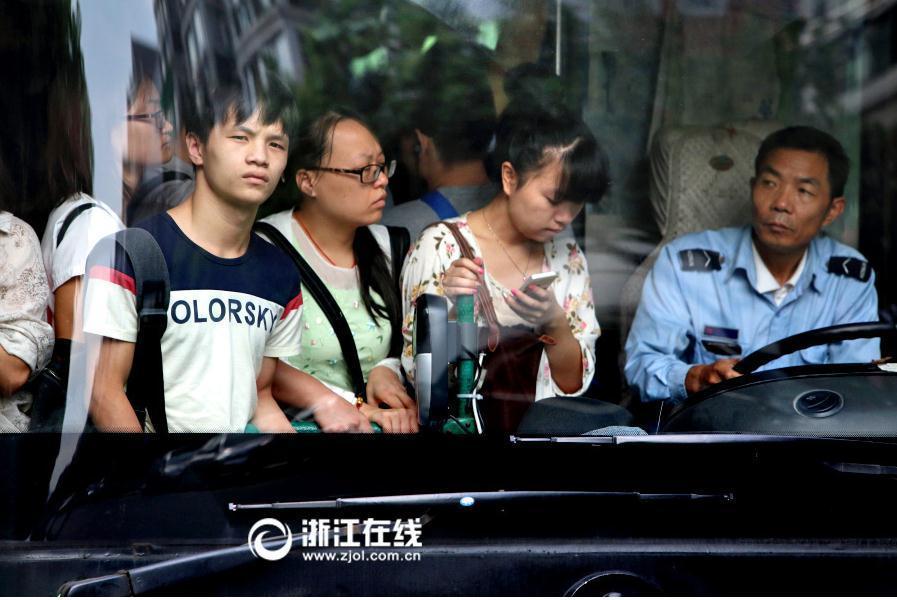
[625,226,880,403]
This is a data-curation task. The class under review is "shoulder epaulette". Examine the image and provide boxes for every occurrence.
[678,248,723,272]
[827,256,872,282]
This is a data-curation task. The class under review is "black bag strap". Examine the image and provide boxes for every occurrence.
[112,228,170,433]
[385,225,410,291]
[253,221,367,402]
[56,202,97,248]
[385,225,410,358]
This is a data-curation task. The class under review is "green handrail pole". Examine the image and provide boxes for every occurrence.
[456,295,475,420]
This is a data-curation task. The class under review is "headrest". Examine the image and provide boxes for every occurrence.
[650,120,783,240]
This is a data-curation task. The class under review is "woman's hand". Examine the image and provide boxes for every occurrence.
[364,366,418,432]
[360,403,419,433]
[507,284,584,394]
[272,360,372,432]
[366,365,415,409]
[314,394,374,433]
[505,284,565,332]
[443,257,484,299]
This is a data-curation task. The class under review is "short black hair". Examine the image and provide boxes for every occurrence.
[493,102,610,206]
[185,79,298,145]
[411,41,496,164]
[754,126,850,198]
[127,41,161,110]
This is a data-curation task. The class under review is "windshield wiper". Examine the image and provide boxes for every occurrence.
[227,489,734,511]
[512,433,897,445]
[822,461,897,477]
[58,527,311,596]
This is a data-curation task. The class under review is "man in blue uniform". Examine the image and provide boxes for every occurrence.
[625,126,879,404]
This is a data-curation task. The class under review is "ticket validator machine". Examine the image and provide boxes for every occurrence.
[413,294,480,433]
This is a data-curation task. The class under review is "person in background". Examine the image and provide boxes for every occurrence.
[118,44,175,215]
[380,40,497,242]
[127,121,195,225]
[41,51,173,409]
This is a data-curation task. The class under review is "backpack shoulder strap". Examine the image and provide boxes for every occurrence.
[420,189,459,220]
[56,202,97,248]
[114,228,170,433]
[254,221,367,402]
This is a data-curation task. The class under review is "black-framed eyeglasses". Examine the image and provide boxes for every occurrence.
[126,110,166,130]
[311,159,396,184]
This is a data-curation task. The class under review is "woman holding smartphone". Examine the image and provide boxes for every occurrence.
[401,104,610,431]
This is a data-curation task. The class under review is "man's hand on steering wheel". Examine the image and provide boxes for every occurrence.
[686,358,742,395]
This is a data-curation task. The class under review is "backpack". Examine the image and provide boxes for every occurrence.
[30,227,171,432]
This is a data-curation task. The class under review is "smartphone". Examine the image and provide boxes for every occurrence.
[521,271,558,293]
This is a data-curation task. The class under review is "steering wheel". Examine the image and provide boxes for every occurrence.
[732,321,896,375]
[661,321,897,434]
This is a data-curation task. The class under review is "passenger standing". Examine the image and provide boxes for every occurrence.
[0,158,53,431]
[39,63,173,432]
[401,105,609,433]
[43,67,172,343]
[380,41,497,242]
[265,110,417,433]
[83,86,302,433]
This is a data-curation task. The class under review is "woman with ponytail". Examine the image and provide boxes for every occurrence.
[262,110,417,433]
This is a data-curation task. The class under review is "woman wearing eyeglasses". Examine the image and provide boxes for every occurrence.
[121,76,174,208]
[261,109,418,433]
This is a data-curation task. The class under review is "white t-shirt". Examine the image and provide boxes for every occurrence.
[41,193,124,320]
[82,213,304,432]
[751,241,807,306]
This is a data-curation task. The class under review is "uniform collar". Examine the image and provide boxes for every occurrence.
[752,240,806,294]
[728,225,823,295]
[0,211,13,235]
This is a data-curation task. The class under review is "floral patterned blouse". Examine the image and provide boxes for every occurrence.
[0,211,54,431]
[400,214,600,400]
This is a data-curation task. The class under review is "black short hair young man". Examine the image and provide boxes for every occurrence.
[84,87,303,432]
